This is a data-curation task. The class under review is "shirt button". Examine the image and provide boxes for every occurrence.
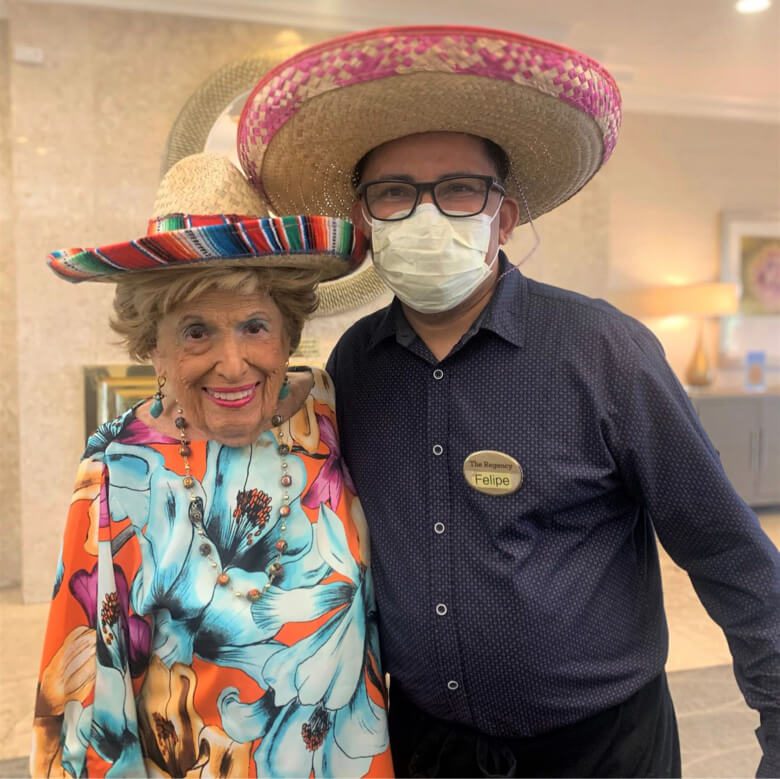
[434,522,445,534]
[435,603,448,616]
[433,368,444,380]
[432,444,443,456]
[447,680,460,691]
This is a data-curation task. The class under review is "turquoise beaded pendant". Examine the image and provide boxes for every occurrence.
[150,395,164,418]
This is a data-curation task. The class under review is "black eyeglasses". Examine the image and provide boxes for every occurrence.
[356,175,505,221]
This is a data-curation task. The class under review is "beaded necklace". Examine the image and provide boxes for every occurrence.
[173,402,291,603]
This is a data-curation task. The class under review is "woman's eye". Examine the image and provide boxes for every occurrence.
[183,324,208,340]
[244,319,268,335]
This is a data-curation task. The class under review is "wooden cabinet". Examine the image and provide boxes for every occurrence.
[689,390,780,507]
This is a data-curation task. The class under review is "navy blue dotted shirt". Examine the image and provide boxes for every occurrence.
[326,254,780,758]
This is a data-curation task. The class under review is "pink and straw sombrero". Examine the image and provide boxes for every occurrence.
[48,153,366,283]
[238,25,622,222]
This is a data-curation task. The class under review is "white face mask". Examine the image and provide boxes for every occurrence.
[368,203,501,314]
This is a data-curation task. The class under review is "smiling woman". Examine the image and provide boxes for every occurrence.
[31,153,392,778]
[111,268,319,446]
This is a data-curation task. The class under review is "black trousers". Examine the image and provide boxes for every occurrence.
[388,674,681,778]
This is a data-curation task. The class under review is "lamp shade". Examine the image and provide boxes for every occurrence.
[612,282,739,318]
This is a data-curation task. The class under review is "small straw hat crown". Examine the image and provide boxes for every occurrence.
[151,153,269,221]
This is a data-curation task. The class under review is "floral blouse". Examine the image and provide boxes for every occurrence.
[31,368,392,778]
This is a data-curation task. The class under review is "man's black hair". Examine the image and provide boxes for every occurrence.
[352,135,511,189]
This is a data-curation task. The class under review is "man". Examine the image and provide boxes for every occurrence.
[239,26,780,777]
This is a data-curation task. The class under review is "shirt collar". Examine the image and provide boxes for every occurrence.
[366,251,527,351]
[366,298,404,351]
[477,252,527,348]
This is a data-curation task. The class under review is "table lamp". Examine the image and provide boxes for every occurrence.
[611,282,739,386]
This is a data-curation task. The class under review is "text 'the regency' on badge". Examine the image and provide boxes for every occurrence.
[463,450,523,495]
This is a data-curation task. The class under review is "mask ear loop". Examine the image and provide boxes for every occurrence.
[497,182,540,282]
[484,196,505,269]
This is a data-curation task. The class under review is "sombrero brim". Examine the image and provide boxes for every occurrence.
[238,25,621,222]
[48,215,366,283]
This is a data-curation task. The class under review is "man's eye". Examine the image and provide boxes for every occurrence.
[439,181,481,197]
[373,184,413,200]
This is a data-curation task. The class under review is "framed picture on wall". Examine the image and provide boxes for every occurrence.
[84,365,156,438]
[719,212,780,367]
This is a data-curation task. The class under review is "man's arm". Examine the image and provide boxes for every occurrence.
[607,323,780,777]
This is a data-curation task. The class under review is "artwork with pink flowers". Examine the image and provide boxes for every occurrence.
[720,212,780,367]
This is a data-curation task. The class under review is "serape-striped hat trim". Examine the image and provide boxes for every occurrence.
[48,214,364,283]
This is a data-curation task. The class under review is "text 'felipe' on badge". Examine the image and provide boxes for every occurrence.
[463,450,523,495]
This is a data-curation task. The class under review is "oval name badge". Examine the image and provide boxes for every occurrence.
[463,450,523,495]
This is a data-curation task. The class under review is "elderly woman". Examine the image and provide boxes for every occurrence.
[31,154,392,778]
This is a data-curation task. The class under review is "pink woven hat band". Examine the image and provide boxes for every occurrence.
[238,25,622,222]
[47,153,366,283]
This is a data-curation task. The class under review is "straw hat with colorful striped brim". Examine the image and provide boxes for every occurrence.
[48,153,365,283]
[238,25,622,222]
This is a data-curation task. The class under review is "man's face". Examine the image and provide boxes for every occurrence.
[352,131,519,265]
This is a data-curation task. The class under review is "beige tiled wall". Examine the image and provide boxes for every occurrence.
[0,20,21,590]
[511,174,610,299]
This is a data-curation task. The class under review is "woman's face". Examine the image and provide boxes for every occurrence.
[152,288,290,447]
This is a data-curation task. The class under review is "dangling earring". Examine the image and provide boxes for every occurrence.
[150,374,166,418]
[278,363,290,401]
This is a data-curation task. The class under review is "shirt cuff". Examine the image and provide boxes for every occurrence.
[756,715,780,777]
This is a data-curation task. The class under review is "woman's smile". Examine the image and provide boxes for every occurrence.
[151,290,291,446]
[204,382,261,407]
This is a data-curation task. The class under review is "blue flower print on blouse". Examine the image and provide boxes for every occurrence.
[82,406,137,459]
[103,432,342,681]
[220,501,388,778]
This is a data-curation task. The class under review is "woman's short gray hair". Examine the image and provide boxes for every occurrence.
[111,266,321,362]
